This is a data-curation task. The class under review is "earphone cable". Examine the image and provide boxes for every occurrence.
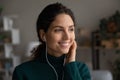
[45,43,59,80]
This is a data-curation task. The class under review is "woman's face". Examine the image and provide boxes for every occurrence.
[45,13,75,57]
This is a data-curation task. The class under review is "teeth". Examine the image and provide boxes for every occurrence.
[60,42,69,46]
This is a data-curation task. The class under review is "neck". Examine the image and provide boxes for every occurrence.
[47,48,64,57]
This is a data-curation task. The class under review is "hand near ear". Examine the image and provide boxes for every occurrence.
[65,40,77,63]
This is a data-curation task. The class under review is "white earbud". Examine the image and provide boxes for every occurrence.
[43,36,46,42]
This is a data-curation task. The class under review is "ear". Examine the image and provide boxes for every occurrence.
[39,30,46,42]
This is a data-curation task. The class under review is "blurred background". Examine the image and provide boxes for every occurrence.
[0,0,120,80]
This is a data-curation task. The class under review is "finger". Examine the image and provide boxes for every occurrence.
[69,40,77,53]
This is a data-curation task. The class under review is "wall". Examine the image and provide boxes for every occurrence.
[1,0,120,69]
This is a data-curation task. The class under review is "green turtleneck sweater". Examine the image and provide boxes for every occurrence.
[12,53,91,80]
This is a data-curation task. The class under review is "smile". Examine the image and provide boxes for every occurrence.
[59,42,70,47]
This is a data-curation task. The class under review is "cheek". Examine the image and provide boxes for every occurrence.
[71,33,75,40]
[47,35,61,43]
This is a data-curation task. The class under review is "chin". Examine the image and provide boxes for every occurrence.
[63,52,69,55]
[61,50,69,54]
[58,47,70,54]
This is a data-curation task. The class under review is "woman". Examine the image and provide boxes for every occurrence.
[12,2,91,80]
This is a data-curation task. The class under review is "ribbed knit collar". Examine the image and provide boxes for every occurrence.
[37,50,65,64]
[47,53,65,65]
[37,51,65,80]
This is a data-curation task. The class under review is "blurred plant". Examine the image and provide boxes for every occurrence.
[98,10,120,80]
[114,59,120,80]
[110,59,120,80]
[99,10,120,39]
[0,6,3,15]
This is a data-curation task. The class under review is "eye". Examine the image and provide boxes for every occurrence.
[54,28,63,32]
[69,27,74,32]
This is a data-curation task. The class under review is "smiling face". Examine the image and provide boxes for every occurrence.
[44,13,75,57]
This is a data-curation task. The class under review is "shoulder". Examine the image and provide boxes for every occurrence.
[76,61,89,69]
[64,61,91,79]
[66,61,88,68]
[75,61,90,72]
[76,61,91,77]
[13,60,33,72]
[66,61,90,72]
[12,60,34,77]
[14,59,43,71]
[13,59,45,76]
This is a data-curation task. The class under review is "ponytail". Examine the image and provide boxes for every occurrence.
[31,43,46,60]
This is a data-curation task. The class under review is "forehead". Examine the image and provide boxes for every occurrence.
[49,13,74,29]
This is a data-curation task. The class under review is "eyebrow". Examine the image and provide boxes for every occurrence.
[52,25,75,29]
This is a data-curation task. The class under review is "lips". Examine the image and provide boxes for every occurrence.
[59,42,70,48]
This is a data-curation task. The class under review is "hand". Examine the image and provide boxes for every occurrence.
[65,40,77,63]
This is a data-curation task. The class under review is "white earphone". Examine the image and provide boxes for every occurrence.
[43,36,46,42]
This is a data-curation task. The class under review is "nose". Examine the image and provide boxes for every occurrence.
[63,30,70,40]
